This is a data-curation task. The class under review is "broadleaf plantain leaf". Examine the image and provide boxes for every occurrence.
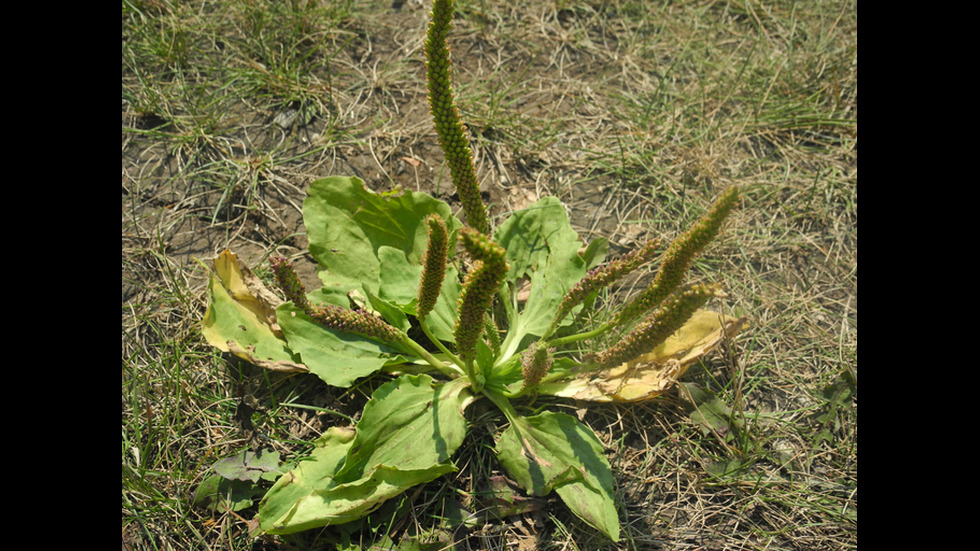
[494,197,599,353]
[495,411,620,541]
[201,250,306,372]
[276,300,403,388]
[255,375,471,535]
[303,176,462,298]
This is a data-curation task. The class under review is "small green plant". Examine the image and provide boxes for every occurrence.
[200,0,747,541]
[192,450,286,514]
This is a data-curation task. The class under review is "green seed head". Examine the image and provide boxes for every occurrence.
[270,256,311,311]
[307,302,404,343]
[453,229,508,362]
[417,214,450,320]
[599,283,721,368]
[521,341,555,394]
[424,0,489,235]
[552,237,661,329]
[616,187,739,327]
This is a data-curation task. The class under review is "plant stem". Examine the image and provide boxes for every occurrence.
[397,335,463,379]
[483,386,520,425]
[462,358,485,393]
[419,318,466,369]
[545,320,617,348]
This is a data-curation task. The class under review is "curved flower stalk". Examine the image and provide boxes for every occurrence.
[597,283,721,368]
[547,237,661,337]
[424,0,489,235]
[453,229,508,377]
[615,187,740,328]
[270,255,403,343]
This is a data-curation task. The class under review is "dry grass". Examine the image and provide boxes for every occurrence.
[122,0,856,549]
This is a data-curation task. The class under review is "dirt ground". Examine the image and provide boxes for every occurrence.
[123,3,695,294]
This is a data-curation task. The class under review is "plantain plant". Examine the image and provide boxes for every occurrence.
[201,0,747,542]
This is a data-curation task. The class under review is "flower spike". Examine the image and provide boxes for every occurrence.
[306,302,404,343]
[424,0,490,235]
[270,256,311,312]
[270,255,403,343]
[550,237,661,331]
[453,228,508,363]
[615,187,739,328]
[484,314,501,355]
[521,341,555,394]
[417,214,450,320]
[597,283,721,368]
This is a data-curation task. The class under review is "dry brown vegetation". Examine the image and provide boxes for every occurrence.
[123,1,856,549]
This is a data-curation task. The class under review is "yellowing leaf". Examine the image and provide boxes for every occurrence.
[212,249,282,330]
[202,250,307,373]
[545,310,748,402]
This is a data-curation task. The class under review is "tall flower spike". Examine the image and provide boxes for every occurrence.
[424,0,490,235]
[270,256,311,312]
[453,228,508,363]
[417,214,450,320]
[551,237,661,331]
[306,302,404,343]
[598,283,721,368]
[615,187,740,328]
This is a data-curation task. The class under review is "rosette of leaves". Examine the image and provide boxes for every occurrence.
[199,0,748,542]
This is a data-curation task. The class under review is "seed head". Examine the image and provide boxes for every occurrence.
[417,214,450,320]
[453,229,508,362]
[307,302,404,343]
[424,0,489,234]
[521,341,555,394]
[598,283,721,368]
[270,256,311,311]
[616,187,739,327]
[552,238,661,328]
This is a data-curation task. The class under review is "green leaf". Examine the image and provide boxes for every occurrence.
[276,300,404,388]
[579,236,609,272]
[485,475,545,518]
[214,450,282,483]
[255,375,471,534]
[303,176,462,297]
[364,285,412,334]
[337,374,470,479]
[494,197,597,351]
[255,427,358,533]
[813,372,856,447]
[194,449,282,513]
[495,411,620,541]
[193,474,264,513]
[680,382,738,442]
[377,245,421,309]
[704,457,754,478]
[267,462,458,535]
